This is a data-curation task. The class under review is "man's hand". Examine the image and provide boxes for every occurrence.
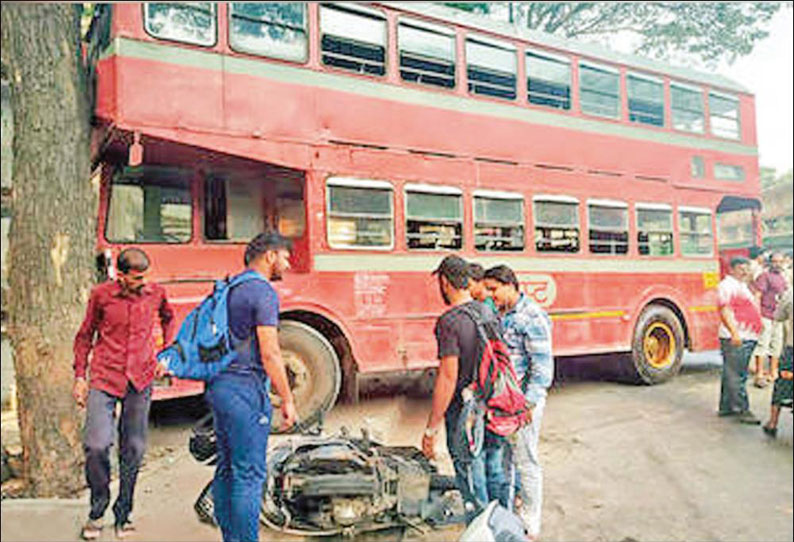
[72,378,88,408]
[730,333,742,347]
[780,370,793,381]
[421,427,438,460]
[154,361,169,379]
[280,399,297,432]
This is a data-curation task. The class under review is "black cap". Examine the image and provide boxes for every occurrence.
[432,255,469,288]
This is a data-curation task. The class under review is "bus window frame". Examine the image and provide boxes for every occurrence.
[404,183,464,252]
[578,60,621,120]
[104,165,195,245]
[465,33,518,102]
[525,48,572,111]
[678,205,714,258]
[533,194,581,254]
[473,189,525,252]
[626,71,665,128]
[670,81,705,134]
[325,177,395,251]
[142,2,218,48]
[635,202,674,257]
[708,90,741,141]
[227,2,310,64]
[587,198,629,256]
[319,2,388,79]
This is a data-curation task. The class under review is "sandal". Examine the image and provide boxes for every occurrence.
[80,519,103,541]
[115,520,136,539]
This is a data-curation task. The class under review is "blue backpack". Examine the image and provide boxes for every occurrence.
[157,271,264,381]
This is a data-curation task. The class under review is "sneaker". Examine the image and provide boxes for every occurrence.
[114,520,136,539]
[737,411,761,425]
[762,424,778,438]
[80,519,103,541]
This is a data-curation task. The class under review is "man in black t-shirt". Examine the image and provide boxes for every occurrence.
[422,254,499,523]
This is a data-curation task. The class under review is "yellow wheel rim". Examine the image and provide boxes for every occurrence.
[644,322,676,369]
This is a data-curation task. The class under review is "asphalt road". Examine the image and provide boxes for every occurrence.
[133,350,794,542]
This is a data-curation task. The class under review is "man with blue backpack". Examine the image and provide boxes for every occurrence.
[161,231,296,542]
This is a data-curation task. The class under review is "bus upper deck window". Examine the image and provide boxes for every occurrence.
[588,201,628,255]
[327,179,393,249]
[144,3,216,47]
[628,73,664,127]
[579,63,620,119]
[230,3,308,62]
[320,4,386,76]
[474,192,524,252]
[405,185,463,251]
[105,167,192,244]
[709,92,740,140]
[679,207,713,256]
[671,83,704,134]
[526,50,571,110]
[637,205,673,256]
[399,18,456,89]
[534,197,579,253]
[466,36,516,101]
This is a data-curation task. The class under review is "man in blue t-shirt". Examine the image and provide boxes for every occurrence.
[206,231,297,542]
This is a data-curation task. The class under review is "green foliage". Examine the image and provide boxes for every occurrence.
[442,2,784,66]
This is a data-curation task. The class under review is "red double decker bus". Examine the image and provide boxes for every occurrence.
[85,2,762,426]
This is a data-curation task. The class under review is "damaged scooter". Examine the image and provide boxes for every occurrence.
[189,414,465,537]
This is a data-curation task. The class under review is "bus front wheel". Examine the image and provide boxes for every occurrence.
[626,304,685,384]
[271,320,341,433]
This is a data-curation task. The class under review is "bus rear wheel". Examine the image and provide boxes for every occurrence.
[271,320,341,434]
[626,304,684,384]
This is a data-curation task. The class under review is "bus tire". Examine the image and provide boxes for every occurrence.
[271,320,341,434]
[626,304,685,384]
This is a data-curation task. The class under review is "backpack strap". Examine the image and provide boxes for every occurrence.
[459,303,490,385]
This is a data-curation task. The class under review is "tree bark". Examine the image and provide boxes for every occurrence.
[1,3,95,497]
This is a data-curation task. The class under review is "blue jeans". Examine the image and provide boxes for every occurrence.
[719,338,757,415]
[470,433,510,509]
[445,412,486,524]
[207,370,272,542]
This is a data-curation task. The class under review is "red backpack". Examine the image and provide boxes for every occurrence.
[462,304,533,437]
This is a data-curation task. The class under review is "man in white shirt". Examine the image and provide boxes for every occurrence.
[717,257,764,424]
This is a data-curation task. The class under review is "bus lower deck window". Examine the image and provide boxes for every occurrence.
[637,207,673,256]
[106,167,192,244]
[327,181,393,249]
[680,209,713,256]
[534,199,580,253]
[588,203,628,255]
[474,195,524,251]
[406,189,462,250]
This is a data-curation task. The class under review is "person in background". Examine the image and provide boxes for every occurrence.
[748,247,768,282]
[73,248,174,540]
[207,232,297,542]
[717,257,763,424]
[484,265,553,541]
[468,262,498,315]
[751,251,788,388]
[762,286,793,438]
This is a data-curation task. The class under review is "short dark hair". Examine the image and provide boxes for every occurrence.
[468,262,485,281]
[483,265,519,290]
[244,231,293,266]
[730,256,750,269]
[432,255,469,289]
[117,248,150,274]
[749,246,763,259]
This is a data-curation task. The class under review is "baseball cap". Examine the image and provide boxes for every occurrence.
[432,255,469,282]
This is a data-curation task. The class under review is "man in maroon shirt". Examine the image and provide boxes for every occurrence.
[751,251,788,388]
[72,248,174,540]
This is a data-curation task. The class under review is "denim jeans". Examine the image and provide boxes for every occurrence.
[84,384,151,525]
[470,433,510,509]
[445,412,487,524]
[207,370,272,542]
[719,338,757,415]
[510,397,546,538]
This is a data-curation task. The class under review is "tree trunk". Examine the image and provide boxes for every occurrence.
[1,4,95,497]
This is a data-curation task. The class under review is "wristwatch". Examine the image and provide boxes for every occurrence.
[423,426,439,437]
